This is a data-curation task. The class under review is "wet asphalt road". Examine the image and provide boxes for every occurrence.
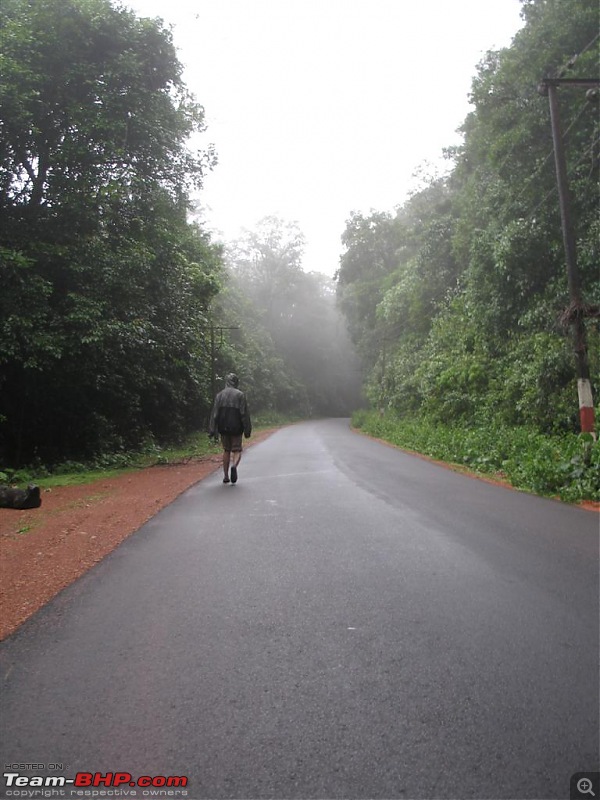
[0,419,598,800]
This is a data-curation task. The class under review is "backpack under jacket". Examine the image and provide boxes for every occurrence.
[210,386,251,437]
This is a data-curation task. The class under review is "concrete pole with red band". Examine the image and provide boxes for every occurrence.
[578,379,595,435]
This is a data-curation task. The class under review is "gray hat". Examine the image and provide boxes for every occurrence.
[225,373,239,387]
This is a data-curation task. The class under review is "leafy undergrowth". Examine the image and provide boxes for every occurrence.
[352,410,600,504]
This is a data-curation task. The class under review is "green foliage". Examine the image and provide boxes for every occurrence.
[0,0,210,210]
[336,210,405,362]
[352,410,600,503]
[0,0,223,467]
[337,0,599,444]
[224,216,362,417]
[495,332,579,431]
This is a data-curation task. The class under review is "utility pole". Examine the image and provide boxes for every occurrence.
[540,77,598,436]
[203,322,240,400]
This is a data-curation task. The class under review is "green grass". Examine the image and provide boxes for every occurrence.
[352,409,600,504]
[0,416,297,490]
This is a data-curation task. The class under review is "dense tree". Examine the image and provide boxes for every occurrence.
[209,272,310,416]
[225,217,362,417]
[336,210,404,364]
[0,0,222,465]
[0,0,210,214]
[336,0,599,433]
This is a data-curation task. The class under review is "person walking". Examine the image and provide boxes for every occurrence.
[209,373,252,484]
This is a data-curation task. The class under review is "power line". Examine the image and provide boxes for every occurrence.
[200,322,240,399]
[491,33,600,178]
[556,32,600,78]
[522,134,600,220]
[511,99,594,210]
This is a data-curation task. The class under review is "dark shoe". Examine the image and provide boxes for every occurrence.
[230,466,238,484]
[223,476,230,483]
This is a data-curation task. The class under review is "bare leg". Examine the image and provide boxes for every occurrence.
[223,450,231,481]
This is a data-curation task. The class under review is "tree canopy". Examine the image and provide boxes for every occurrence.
[222,216,362,418]
[336,0,599,434]
[0,0,222,465]
[2,0,597,470]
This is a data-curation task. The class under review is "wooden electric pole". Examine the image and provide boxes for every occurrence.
[203,322,240,400]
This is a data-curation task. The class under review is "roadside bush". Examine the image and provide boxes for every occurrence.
[352,410,600,503]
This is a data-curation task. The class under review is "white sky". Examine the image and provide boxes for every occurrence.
[125,0,525,275]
